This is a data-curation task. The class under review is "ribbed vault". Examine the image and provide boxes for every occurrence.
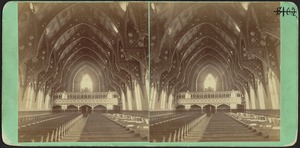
[18,2,149,110]
[150,3,280,109]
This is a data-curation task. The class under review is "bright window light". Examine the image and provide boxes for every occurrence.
[151,3,156,12]
[80,74,93,92]
[241,2,249,11]
[204,74,216,91]
[119,2,128,11]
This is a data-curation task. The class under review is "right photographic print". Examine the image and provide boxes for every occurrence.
[149,2,280,142]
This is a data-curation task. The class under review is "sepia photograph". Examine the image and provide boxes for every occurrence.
[16,1,282,144]
[18,2,149,142]
[149,2,280,142]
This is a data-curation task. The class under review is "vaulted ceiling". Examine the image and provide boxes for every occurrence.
[18,2,148,95]
[18,2,280,99]
[149,3,280,96]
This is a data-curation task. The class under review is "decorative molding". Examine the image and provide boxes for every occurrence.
[52,98,118,107]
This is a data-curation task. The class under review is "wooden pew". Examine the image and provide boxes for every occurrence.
[19,113,81,142]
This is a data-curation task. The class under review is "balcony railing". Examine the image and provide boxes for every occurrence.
[53,98,118,106]
[52,91,119,100]
[177,97,242,105]
[177,91,241,99]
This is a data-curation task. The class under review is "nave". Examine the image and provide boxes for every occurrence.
[18,2,149,142]
[148,2,280,142]
[79,113,146,142]
[18,111,148,142]
[17,2,281,143]
[149,110,280,142]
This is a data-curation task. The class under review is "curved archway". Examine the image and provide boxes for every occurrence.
[42,3,119,50]
[176,105,185,112]
[94,105,107,113]
[65,57,106,92]
[52,105,62,113]
[80,105,92,114]
[66,105,78,113]
[189,59,229,92]
[190,105,202,111]
[180,31,235,62]
[196,64,225,91]
[217,104,230,112]
[203,104,216,113]
[160,4,243,57]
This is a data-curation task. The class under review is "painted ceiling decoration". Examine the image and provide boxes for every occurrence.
[150,3,280,99]
[19,2,148,97]
[19,2,280,104]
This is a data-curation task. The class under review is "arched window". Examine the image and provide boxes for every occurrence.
[80,74,93,92]
[204,74,217,91]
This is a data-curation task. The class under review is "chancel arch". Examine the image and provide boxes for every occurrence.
[63,55,107,92]
[188,55,232,92]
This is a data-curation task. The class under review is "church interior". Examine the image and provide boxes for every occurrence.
[18,2,280,142]
[149,2,280,142]
[18,2,149,142]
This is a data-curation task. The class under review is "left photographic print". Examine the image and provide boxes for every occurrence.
[18,2,149,142]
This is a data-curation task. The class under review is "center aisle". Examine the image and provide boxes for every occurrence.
[200,113,268,141]
[60,115,88,142]
[182,116,211,142]
[78,113,147,142]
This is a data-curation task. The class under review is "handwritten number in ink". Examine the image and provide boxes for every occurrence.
[274,7,297,18]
